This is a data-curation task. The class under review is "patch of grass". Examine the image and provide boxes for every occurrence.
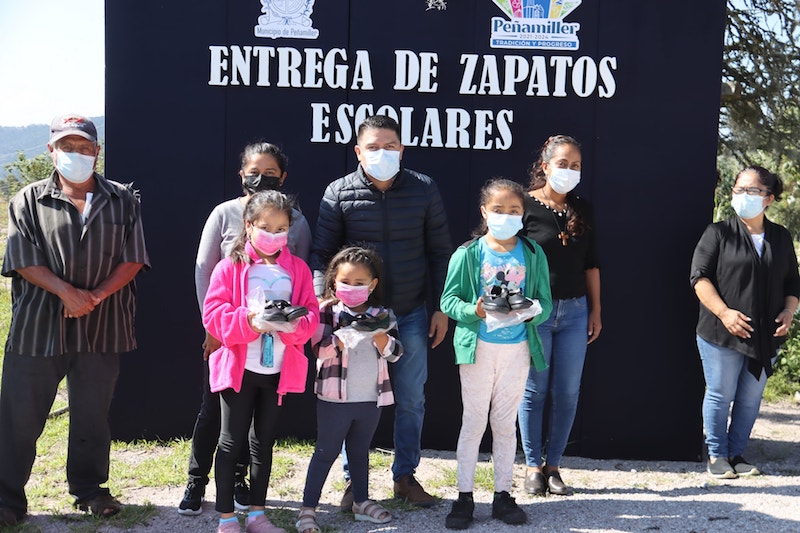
[429,462,494,493]
[276,437,316,457]
[110,439,190,488]
[368,448,393,470]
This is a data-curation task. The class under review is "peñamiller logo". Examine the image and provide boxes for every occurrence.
[254,0,319,40]
[490,0,581,50]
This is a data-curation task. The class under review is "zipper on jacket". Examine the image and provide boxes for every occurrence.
[381,190,393,308]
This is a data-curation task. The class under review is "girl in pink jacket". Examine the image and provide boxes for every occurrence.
[203,191,319,533]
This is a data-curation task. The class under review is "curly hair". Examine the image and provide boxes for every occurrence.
[323,246,384,307]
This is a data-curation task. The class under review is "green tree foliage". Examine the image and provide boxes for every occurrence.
[0,151,54,197]
[718,0,800,231]
[1,144,105,198]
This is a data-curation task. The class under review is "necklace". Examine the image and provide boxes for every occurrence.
[540,190,569,246]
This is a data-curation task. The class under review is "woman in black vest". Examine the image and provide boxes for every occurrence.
[690,166,799,479]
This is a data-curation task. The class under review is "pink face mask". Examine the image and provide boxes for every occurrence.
[251,227,287,256]
[335,282,371,308]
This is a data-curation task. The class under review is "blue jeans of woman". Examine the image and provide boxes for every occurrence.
[518,296,588,467]
[696,335,770,459]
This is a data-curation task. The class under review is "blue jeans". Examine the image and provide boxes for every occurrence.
[696,335,771,458]
[391,305,429,480]
[518,296,588,467]
[341,304,429,481]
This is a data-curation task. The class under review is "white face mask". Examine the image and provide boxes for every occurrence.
[731,192,766,220]
[548,168,581,194]
[485,212,523,240]
[55,150,95,184]
[363,149,400,182]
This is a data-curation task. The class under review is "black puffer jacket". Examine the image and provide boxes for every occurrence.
[310,165,452,316]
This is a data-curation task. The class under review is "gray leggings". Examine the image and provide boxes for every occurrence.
[302,400,381,507]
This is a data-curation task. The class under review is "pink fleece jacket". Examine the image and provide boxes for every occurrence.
[203,242,320,403]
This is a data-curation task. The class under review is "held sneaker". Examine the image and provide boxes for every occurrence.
[507,288,534,310]
[481,285,511,313]
[270,300,309,321]
[262,301,288,323]
[491,491,527,525]
[729,456,761,476]
[234,475,250,511]
[351,311,391,332]
[177,480,205,515]
[707,457,737,479]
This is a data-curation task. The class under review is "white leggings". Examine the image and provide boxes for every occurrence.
[456,339,530,493]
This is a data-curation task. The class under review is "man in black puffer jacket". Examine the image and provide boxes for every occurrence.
[310,115,452,507]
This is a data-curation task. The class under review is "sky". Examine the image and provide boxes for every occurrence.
[0,0,104,127]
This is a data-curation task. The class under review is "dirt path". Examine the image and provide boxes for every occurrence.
[17,401,800,532]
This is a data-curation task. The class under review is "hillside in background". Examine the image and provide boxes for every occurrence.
[0,117,105,177]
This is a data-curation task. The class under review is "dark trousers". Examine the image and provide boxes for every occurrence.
[0,352,119,517]
[215,371,281,514]
[303,400,381,508]
[187,359,248,485]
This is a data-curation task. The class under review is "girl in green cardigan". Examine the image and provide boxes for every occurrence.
[440,179,552,530]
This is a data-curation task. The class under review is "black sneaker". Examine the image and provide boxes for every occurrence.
[351,311,390,332]
[262,301,288,323]
[507,289,534,310]
[481,285,511,313]
[707,457,737,479]
[177,480,205,515]
[491,491,526,525]
[445,493,474,530]
[233,475,250,511]
[270,299,309,321]
[729,456,760,476]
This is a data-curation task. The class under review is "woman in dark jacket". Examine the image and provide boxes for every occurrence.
[690,166,799,479]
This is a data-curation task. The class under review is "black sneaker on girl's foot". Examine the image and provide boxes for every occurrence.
[491,491,527,525]
[233,475,250,511]
[177,480,205,515]
[445,493,474,530]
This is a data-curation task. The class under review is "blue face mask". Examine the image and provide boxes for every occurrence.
[486,212,523,240]
[731,192,765,220]
[55,150,95,184]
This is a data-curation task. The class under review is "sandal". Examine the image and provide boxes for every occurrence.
[352,499,392,524]
[75,492,122,517]
[295,508,321,533]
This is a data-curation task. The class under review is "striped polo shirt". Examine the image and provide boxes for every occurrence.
[2,171,150,357]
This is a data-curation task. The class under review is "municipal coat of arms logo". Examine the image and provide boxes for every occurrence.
[490,0,582,50]
[255,0,319,40]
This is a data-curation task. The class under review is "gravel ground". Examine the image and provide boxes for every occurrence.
[16,401,800,533]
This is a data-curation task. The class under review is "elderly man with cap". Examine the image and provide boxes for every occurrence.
[0,115,150,526]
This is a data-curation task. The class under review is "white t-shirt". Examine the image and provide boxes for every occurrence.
[751,233,765,257]
[246,263,292,375]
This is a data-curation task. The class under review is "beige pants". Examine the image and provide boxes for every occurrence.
[456,339,530,492]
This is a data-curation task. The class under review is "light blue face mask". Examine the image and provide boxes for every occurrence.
[731,192,765,220]
[55,150,95,184]
[486,212,523,240]
[363,149,400,181]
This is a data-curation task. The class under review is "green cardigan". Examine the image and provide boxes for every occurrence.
[440,236,553,370]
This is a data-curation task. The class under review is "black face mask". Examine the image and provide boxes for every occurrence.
[243,173,282,194]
